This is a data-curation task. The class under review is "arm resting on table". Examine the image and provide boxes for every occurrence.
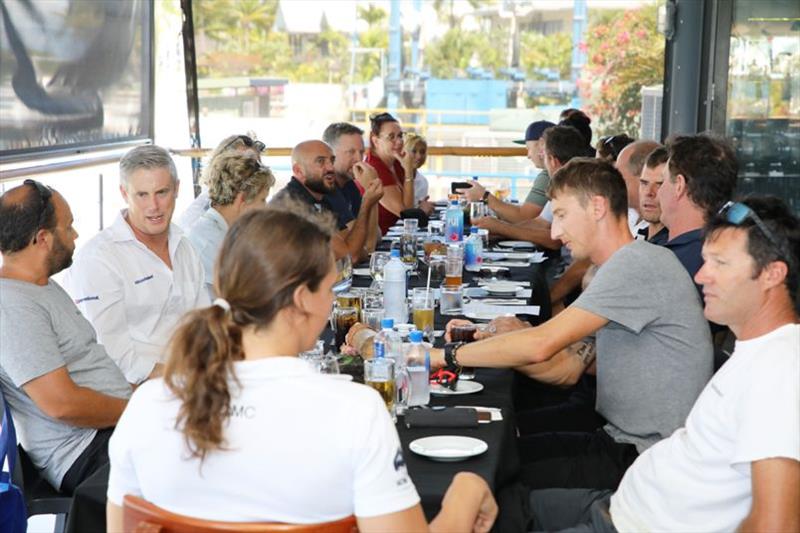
[23,366,128,428]
[514,337,596,387]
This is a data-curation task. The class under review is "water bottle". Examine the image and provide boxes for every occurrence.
[464,226,483,271]
[445,200,464,243]
[405,330,430,407]
[373,318,402,359]
[383,250,408,324]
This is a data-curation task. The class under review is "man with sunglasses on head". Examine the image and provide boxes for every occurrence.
[65,145,209,385]
[0,181,131,495]
[177,134,265,230]
[522,196,799,532]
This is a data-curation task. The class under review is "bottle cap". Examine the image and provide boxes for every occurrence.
[409,330,423,343]
[450,200,458,206]
[381,318,394,329]
[390,249,400,258]
[470,226,478,234]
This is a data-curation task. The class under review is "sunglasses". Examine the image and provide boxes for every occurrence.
[223,136,265,154]
[718,201,783,257]
[24,179,53,242]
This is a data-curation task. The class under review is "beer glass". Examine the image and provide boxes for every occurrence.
[411,288,435,341]
[364,357,396,421]
[332,307,358,350]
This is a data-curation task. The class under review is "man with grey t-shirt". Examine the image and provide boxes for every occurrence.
[0,182,131,494]
[436,158,712,490]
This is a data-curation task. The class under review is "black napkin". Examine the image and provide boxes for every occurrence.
[405,407,479,428]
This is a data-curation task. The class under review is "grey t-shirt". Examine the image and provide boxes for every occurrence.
[573,240,712,452]
[0,279,131,488]
[524,169,550,207]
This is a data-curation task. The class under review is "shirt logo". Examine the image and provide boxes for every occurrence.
[75,296,99,304]
[134,274,154,285]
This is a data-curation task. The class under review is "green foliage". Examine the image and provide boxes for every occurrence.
[519,32,572,80]
[580,3,665,137]
[425,27,507,78]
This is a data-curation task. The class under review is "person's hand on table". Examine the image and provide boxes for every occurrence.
[487,316,530,335]
[472,216,501,233]
[463,180,486,202]
[419,197,435,215]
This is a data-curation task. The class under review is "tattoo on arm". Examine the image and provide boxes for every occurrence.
[570,337,597,367]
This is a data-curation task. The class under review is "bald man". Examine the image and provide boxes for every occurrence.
[272,140,383,261]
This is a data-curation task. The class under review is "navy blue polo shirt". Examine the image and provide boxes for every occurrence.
[663,228,704,292]
[638,225,669,246]
[339,179,363,217]
[272,177,354,230]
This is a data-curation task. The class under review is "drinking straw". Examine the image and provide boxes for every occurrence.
[426,262,432,305]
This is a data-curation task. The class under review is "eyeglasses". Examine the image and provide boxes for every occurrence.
[223,135,265,154]
[718,201,784,257]
[380,132,404,143]
[24,179,53,242]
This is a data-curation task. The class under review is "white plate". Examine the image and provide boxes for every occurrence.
[497,240,534,248]
[464,309,508,321]
[409,436,488,462]
[353,268,372,277]
[485,281,523,295]
[430,380,484,396]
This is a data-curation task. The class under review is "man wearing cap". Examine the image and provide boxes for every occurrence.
[465,120,555,221]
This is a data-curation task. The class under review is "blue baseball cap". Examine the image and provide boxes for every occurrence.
[513,120,556,144]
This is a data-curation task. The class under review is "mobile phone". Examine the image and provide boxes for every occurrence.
[451,182,472,194]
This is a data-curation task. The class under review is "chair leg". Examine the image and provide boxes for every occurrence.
[54,513,67,533]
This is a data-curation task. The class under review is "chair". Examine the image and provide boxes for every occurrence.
[2,392,72,533]
[123,495,359,533]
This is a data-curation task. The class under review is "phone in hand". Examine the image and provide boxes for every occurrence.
[451,182,473,194]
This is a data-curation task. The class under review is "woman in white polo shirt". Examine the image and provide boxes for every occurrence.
[106,206,496,532]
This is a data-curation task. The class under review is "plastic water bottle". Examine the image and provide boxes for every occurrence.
[464,226,484,271]
[445,200,464,243]
[374,318,402,359]
[405,330,430,407]
[383,249,408,324]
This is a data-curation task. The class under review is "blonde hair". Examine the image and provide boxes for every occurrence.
[203,152,275,206]
[404,132,427,152]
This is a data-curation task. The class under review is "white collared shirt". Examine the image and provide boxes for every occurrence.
[176,190,211,231]
[64,211,210,384]
[186,206,228,297]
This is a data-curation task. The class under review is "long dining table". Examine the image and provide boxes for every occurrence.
[65,217,553,531]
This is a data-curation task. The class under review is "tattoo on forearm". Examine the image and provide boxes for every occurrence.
[571,338,597,367]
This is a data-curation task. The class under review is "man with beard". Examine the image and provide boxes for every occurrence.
[272,140,383,261]
[65,146,209,385]
[0,181,132,495]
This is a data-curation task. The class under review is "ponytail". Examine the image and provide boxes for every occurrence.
[163,304,244,462]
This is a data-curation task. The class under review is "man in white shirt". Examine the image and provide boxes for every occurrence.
[66,145,209,385]
[524,196,800,532]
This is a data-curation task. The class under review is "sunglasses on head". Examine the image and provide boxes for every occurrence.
[224,135,265,154]
[24,179,53,243]
[718,201,784,258]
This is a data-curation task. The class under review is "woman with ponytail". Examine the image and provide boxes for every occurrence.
[105,206,497,532]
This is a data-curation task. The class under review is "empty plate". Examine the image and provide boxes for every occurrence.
[485,281,523,295]
[497,240,534,249]
[409,436,488,462]
[430,380,484,396]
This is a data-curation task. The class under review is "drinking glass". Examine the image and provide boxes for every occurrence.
[428,255,446,287]
[364,357,396,421]
[440,286,466,316]
[332,307,358,350]
[445,244,463,285]
[333,254,352,293]
[428,220,444,240]
[317,354,340,375]
[411,288,435,341]
[362,307,385,331]
[470,201,487,222]
[403,218,419,234]
[478,228,490,249]
[369,252,391,288]
[361,289,383,312]
[336,291,362,315]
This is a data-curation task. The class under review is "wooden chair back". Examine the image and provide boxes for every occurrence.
[123,495,358,533]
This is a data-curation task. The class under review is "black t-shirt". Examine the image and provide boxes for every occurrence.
[339,179,363,217]
[272,177,354,230]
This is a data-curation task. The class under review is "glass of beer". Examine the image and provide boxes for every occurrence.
[332,306,358,351]
[411,288,435,340]
[336,291,362,315]
[445,245,463,287]
[364,357,396,421]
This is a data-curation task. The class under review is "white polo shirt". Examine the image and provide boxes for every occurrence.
[64,212,209,384]
[610,324,800,531]
[107,357,420,522]
[186,206,228,297]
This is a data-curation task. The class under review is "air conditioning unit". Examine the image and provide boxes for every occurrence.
[640,85,663,141]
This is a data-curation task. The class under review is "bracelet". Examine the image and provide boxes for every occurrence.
[444,342,465,372]
[482,190,490,202]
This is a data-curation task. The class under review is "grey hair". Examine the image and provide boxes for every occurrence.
[120,145,178,188]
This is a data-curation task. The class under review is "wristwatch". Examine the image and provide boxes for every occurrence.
[444,342,466,372]
[482,190,491,202]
